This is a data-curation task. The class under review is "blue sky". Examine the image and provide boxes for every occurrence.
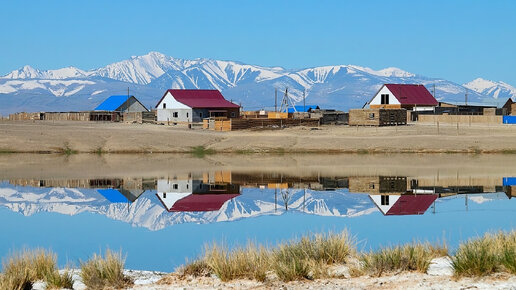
[1,0,515,85]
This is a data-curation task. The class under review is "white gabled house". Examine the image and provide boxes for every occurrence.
[155,89,240,123]
[367,84,438,111]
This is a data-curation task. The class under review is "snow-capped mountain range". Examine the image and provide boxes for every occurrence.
[1,51,515,115]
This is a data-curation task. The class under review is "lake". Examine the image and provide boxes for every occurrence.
[0,154,515,272]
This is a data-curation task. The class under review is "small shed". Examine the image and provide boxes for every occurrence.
[94,95,149,112]
[503,98,516,116]
[349,108,407,126]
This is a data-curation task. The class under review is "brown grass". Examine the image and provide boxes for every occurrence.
[80,249,133,289]
[453,231,516,277]
[356,242,448,277]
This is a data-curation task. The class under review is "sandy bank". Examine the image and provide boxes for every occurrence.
[1,120,515,154]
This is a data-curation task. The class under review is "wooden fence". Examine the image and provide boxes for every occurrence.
[212,118,320,131]
[418,115,502,124]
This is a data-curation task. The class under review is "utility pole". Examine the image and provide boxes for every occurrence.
[432,84,436,99]
[465,88,468,106]
[127,87,130,112]
[275,88,277,112]
[303,89,306,113]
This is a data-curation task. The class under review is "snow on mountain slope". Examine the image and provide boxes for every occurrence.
[464,78,516,101]
[3,65,90,79]
[0,51,511,114]
[93,52,186,85]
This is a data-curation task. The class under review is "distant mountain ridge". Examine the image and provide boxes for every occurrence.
[1,51,515,115]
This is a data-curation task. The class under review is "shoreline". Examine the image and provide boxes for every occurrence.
[1,121,516,155]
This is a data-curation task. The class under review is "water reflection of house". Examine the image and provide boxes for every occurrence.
[504,178,516,199]
[156,172,240,212]
[369,194,438,215]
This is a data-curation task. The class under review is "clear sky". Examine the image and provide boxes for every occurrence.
[1,0,515,85]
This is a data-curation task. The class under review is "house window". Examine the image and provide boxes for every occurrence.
[173,112,178,118]
[199,112,203,118]
[231,112,236,117]
[381,195,389,205]
[163,103,166,109]
[369,113,375,120]
[187,113,189,118]
[381,94,389,104]
[369,183,375,189]
[173,184,178,189]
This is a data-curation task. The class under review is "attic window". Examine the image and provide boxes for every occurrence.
[381,195,390,205]
[163,193,167,198]
[163,103,166,109]
[381,94,389,104]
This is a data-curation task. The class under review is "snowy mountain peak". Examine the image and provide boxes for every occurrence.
[2,65,89,80]
[464,78,516,100]
[3,65,42,79]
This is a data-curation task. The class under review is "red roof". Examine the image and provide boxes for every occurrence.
[166,194,240,212]
[156,89,240,109]
[385,84,438,106]
[386,194,438,216]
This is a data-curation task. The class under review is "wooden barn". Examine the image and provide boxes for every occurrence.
[349,108,407,126]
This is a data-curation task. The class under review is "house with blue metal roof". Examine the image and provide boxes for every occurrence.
[94,95,148,112]
[286,105,320,113]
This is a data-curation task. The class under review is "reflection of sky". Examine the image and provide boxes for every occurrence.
[0,184,515,272]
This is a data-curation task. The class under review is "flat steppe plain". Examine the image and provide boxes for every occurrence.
[1,120,515,154]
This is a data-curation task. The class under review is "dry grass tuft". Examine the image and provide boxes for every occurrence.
[204,243,270,282]
[179,231,356,282]
[453,231,516,277]
[0,249,59,289]
[271,232,355,281]
[80,249,133,289]
[176,259,211,278]
[360,242,448,277]
[45,270,74,289]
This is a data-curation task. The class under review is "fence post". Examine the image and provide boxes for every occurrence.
[437,121,439,135]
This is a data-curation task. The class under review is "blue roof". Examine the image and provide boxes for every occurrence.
[503,177,516,186]
[97,189,128,203]
[94,95,131,111]
[287,105,319,113]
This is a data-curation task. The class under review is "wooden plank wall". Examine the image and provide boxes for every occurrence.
[212,118,320,131]
[418,115,502,124]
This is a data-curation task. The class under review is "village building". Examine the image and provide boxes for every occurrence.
[94,95,149,112]
[155,89,240,123]
[503,98,516,116]
[367,84,438,112]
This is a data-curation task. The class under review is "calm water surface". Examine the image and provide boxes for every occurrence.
[1,156,515,272]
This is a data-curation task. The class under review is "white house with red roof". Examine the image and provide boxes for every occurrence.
[155,89,240,123]
[368,84,438,111]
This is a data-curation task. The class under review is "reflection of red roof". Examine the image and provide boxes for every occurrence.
[156,89,240,109]
[386,194,438,215]
[385,84,438,106]
[168,194,240,212]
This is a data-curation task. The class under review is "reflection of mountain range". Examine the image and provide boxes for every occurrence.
[0,172,514,231]
[0,182,375,231]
